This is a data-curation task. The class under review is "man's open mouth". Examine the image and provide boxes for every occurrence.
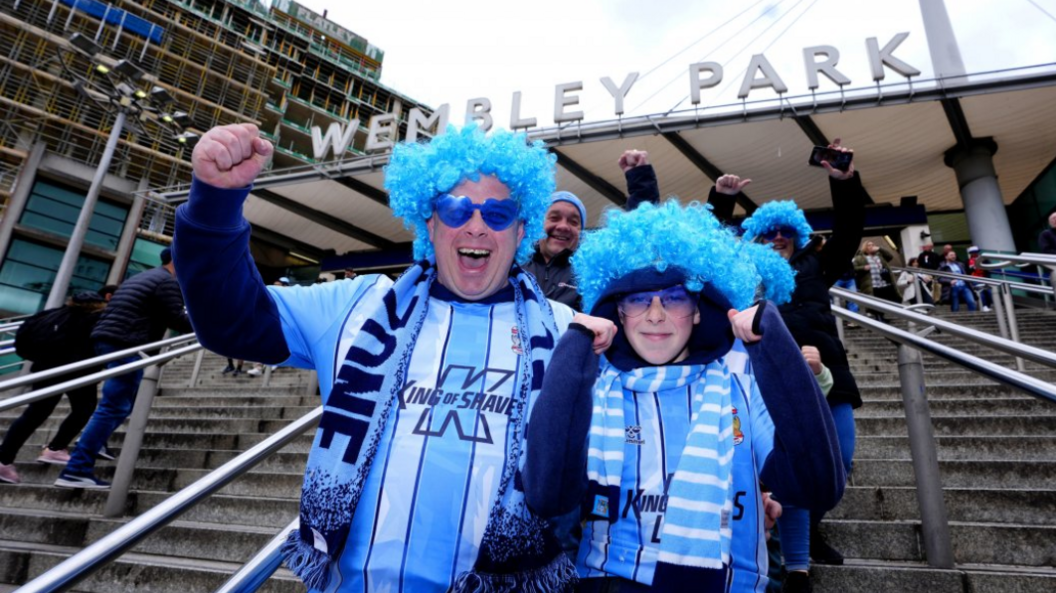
[458,248,491,269]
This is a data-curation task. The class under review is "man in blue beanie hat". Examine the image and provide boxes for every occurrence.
[524,150,659,310]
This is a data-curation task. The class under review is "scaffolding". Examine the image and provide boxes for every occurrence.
[0,0,433,233]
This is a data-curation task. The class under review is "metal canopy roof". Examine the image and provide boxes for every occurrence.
[155,66,1056,267]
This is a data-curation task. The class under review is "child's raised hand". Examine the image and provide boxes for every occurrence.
[572,313,618,354]
[727,306,763,343]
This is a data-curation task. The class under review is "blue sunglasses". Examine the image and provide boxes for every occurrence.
[434,194,520,232]
[761,226,798,241]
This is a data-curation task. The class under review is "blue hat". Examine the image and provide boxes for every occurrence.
[550,191,587,228]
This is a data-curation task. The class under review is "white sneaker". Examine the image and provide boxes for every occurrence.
[982,306,991,312]
[246,367,262,376]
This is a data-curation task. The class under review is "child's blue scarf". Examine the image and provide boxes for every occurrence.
[588,360,735,583]
[282,259,576,591]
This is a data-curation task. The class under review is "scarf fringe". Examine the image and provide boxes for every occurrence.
[452,554,579,593]
[281,530,331,591]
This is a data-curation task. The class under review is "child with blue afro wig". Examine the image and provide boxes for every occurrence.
[740,200,814,250]
[523,198,846,592]
[385,125,556,263]
[574,200,794,315]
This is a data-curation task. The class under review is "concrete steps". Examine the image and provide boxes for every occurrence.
[0,307,1053,592]
[0,351,312,590]
[811,308,1056,591]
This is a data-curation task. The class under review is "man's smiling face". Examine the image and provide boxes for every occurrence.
[427,175,523,300]
[540,201,582,260]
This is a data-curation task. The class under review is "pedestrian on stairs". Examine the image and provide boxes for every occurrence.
[0,292,107,484]
[55,248,192,490]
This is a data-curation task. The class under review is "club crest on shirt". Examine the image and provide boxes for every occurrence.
[511,327,523,355]
[732,407,744,445]
[625,425,644,445]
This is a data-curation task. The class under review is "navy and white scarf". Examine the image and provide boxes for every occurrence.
[588,361,735,582]
[282,259,576,592]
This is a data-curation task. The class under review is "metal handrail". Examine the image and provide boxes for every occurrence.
[979,251,1056,271]
[0,341,203,414]
[833,305,1056,404]
[214,519,299,593]
[0,333,198,394]
[15,408,322,593]
[831,287,1056,369]
[891,266,1051,296]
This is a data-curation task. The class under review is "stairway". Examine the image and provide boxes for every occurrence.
[812,308,1056,592]
[0,308,1052,591]
[0,353,315,592]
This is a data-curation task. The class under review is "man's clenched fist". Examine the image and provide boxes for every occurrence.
[192,124,274,189]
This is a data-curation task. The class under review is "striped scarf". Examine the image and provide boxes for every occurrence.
[587,361,735,576]
[282,260,575,592]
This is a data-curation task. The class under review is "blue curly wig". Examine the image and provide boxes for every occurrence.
[740,200,814,249]
[573,200,793,312]
[384,124,556,263]
[738,240,796,305]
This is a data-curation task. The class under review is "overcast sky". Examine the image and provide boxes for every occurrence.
[289,0,1056,129]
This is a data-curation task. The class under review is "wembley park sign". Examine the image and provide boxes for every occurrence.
[311,32,921,160]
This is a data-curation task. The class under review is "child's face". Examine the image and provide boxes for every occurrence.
[617,286,701,365]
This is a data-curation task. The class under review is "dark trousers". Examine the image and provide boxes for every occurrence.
[0,374,98,465]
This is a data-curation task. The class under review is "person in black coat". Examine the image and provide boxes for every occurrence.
[0,292,107,484]
[731,141,867,576]
[56,248,192,489]
[1039,212,1056,255]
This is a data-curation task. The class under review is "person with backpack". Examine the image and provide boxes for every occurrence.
[55,248,192,489]
[0,291,107,484]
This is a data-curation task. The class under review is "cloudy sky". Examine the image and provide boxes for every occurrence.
[290,0,1056,129]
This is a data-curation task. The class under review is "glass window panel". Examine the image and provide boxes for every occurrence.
[0,240,111,315]
[30,182,84,207]
[126,239,167,280]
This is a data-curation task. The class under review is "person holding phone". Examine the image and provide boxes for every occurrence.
[736,141,867,591]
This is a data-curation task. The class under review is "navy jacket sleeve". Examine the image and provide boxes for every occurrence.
[1039,229,1056,255]
[706,187,738,224]
[524,324,598,518]
[172,176,290,364]
[748,303,846,511]
[624,165,660,211]
[819,172,867,287]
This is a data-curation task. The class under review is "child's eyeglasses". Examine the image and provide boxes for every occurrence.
[617,285,697,318]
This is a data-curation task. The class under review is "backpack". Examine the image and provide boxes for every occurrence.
[14,306,77,363]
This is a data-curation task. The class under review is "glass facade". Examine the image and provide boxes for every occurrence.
[20,180,128,251]
[1008,161,1056,253]
[0,240,110,315]
[125,238,168,279]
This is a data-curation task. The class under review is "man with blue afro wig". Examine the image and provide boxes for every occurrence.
[172,123,608,592]
[522,199,846,592]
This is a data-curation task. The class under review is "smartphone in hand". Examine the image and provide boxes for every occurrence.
[808,146,853,172]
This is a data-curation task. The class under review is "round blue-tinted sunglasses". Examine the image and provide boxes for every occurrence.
[761,226,798,241]
[434,194,520,232]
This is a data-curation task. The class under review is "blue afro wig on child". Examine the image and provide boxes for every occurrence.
[740,200,814,249]
[384,125,556,263]
[573,200,794,312]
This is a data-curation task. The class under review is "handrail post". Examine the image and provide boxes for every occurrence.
[990,286,1010,341]
[896,343,954,569]
[1000,284,1025,372]
[104,361,163,517]
[188,348,206,388]
[833,296,845,343]
[262,364,273,388]
[305,370,318,397]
